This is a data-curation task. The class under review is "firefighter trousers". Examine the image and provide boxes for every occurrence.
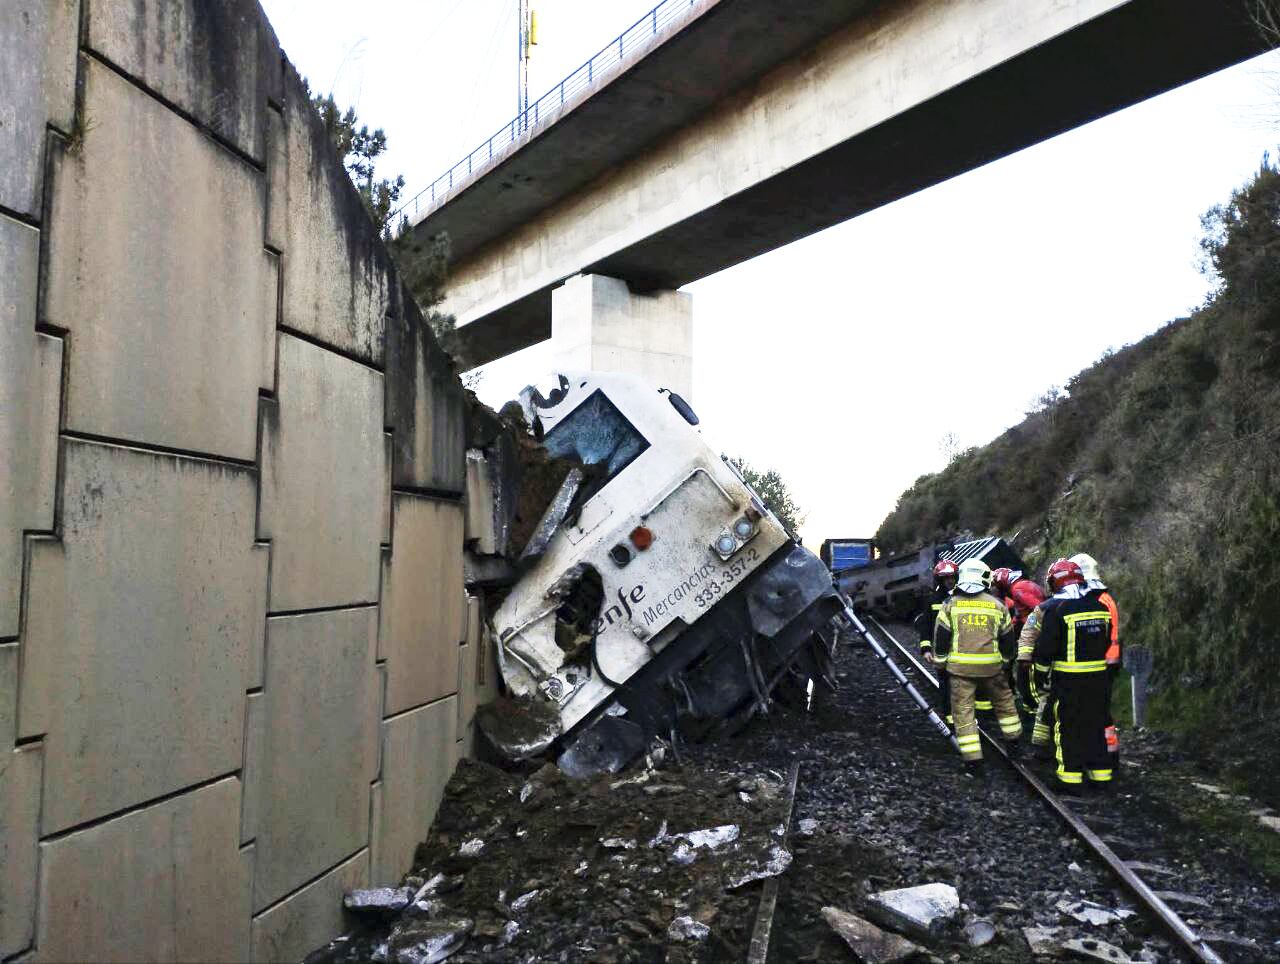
[950,672,1022,762]
[1049,671,1112,785]
[938,671,953,727]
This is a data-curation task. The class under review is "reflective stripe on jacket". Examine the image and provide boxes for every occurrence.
[1031,591,1112,676]
[934,591,1015,677]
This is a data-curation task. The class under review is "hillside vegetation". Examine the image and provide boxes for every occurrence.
[875,162,1280,798]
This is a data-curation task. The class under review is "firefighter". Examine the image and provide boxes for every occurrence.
[916,559,958,727]
[992,567,1047,637]
[994,567,1047,724]
[1071,552,1121,765]
[934,558,1022,770]
[1029,559,1114,788]
[1016,599,1054,754]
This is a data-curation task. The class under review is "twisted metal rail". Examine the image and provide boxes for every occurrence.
[396,0,699,223]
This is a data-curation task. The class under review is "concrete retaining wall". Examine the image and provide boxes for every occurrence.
[1,2,477,959]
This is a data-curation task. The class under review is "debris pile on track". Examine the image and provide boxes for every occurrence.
[307,756,796,963]
[310,620,1279,963]
[708,623,1280,963]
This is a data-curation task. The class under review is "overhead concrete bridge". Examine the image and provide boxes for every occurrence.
[408,0,1266,397]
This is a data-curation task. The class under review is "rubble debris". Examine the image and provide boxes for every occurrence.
[1060,936,1132,962]
[344,887,414,916]
[724,844,793,889]
[457,839,485,858]
[1258,814,1280,832]
[670,842,698,866]
[1152,890,1212,911]
[1023,925,1063,956]
[963,917,997,947]
[474,697,560,761]
[509,890,541,914]
[384,917,473,964]
[496,921,520,948]
[599,837,636,850]
[667,916,711,942]
[413,873,464,900]
[797,817,819,836]
[680,825,739,850]
[821,906,922,963]
[865,882,960,939]
[516,467,585,563]
[1055,898,1133,926]
[310,758,790,962]
[1122,860,1176,878]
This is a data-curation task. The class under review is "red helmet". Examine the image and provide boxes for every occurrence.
[932,559,959,590]
[1046,558,1085,593]
[991,567,1014,595]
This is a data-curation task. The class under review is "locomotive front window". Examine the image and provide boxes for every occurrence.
[543,390,650,488]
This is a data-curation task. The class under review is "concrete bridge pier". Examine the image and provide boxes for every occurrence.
[551,273,693,401]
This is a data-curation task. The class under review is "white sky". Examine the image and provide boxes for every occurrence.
[260,0,1280,546]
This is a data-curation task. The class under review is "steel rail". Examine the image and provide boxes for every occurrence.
[863,614,1224,964]
[839,602,958,751]
[747,760,800,964]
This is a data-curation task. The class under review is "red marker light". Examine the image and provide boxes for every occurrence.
[629,526,654,550]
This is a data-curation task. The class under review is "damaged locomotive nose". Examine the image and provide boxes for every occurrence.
[465,371,843,778]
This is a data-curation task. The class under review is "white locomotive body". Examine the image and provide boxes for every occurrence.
[487,371,840,773]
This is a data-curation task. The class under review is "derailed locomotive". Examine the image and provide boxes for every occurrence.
[476,371,843,775]
[835,536,1026,618]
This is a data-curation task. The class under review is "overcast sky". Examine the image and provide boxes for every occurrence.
[260,0,1280,546]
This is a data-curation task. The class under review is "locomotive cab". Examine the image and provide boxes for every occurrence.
[489,371,842,774]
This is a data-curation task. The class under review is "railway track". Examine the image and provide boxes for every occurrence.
[849,610,1227,964]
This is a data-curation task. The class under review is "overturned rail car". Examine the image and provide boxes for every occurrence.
[474,372,843,775]
[837,536,1025,618]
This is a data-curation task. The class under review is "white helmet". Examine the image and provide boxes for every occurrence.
[1069,552,1104,588]
[957,558,992,594]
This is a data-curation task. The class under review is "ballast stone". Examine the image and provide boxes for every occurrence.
[865,882,960,938]
[822,906,922,963]
[668,916,710,942]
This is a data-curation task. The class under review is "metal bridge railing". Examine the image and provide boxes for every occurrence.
[395,0,697,223]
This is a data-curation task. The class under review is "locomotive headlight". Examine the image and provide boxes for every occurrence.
[733,517,754,539]
[714,533,738,557]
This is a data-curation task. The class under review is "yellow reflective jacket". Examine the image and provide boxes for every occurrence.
[934,590,1015,678]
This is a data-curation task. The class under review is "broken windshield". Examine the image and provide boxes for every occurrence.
[543,390,649,488]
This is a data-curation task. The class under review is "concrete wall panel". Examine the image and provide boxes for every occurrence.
[259,333,385,612]
[384,301,468,493]
[1,215,62,640]
[85,0,269,162]
[45,58,272,462]
[250,850,368,964]
[240,691,263,846]
[383,495,465,716]
[0,643,17,746]
[251,608,378,910]
[264,105,288,252]
[374,698,456,886]
[0,746,41,957]
[35,777,249,963]
[277,67,390,365]
[3,1,469,955]
[20,440,260,833]
[0,0,78,217]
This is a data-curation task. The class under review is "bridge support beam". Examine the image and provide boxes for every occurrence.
[551,274,693,401]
